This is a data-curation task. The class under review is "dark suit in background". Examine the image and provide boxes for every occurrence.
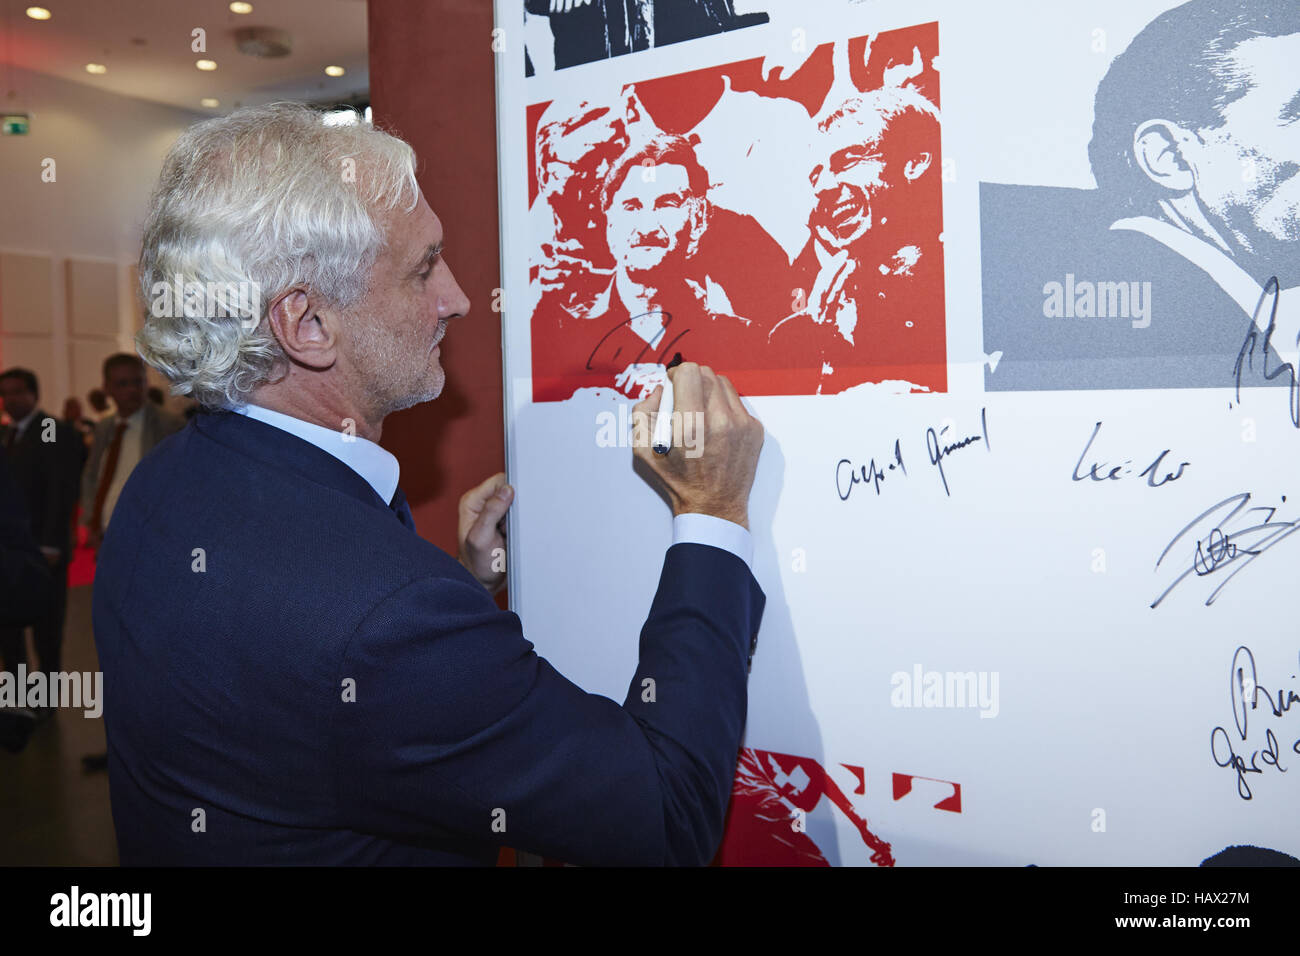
[0,445,50,752]
[0,444,53,630]
[94,410,765,865]
[0,410,82,673]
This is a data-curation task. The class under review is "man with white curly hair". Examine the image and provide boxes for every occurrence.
[94,102,766,865]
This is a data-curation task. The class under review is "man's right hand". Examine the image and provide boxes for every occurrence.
[632,363,764,530]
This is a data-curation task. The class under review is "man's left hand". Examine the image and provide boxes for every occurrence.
[458,472,513,595]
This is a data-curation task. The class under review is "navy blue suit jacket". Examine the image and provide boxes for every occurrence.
[93,410,765,865]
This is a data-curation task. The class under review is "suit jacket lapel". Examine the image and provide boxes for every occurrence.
[9,409,47,458]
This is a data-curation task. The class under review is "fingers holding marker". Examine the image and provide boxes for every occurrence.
[667,361,704,427]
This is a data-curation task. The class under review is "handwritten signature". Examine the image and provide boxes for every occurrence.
[587,311,688,374]
[1151,493,1300,608]
[1234,276,1300,428]
[1071,421,1189,488]
[926,408,990,497]
[836,409,990,501]
[837,439,906,500]
[1210,645,1299,800]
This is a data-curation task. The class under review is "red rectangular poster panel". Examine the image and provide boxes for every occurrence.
[527,22,946,402]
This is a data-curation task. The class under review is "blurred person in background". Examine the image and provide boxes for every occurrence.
[0,368,83,700]
[80,354,184,553]
[0,444,53,753]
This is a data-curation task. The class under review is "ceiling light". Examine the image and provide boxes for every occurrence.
[229,2,253,12]
[324,65,345,77]
[201,98,220,108]
[196,60,217,71]
[25,7,52,20]
[85,63,107,74]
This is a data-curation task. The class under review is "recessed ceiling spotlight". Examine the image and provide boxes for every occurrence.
[26,7,52,20]
[324,65,345,77]
[201,98,220,108]
[85,63,107,74]
[230,2,253,13]
[196,60,217,71]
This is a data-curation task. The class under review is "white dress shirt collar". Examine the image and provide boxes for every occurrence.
[232,403,400,504]
[1110,215,1272,318]
[11,407,39,438]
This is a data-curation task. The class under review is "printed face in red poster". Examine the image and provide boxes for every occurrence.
[527,21,946,403]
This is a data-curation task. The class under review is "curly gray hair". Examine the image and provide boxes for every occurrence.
[136,102,419,408]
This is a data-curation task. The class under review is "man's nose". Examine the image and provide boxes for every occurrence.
[438,263,471,320]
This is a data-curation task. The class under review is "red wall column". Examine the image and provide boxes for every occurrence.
[368,0,505,559]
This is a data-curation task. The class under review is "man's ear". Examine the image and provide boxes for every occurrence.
[265,289,337,371]
[1132,119,1197,193]
[903,151,933,182]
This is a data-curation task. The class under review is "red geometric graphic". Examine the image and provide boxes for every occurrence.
[892,772,962,813]
[714,748,895,867]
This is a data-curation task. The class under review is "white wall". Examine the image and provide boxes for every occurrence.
[0,64,204,414]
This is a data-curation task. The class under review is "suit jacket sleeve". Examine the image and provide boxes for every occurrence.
[332,541,765,866]
[34,420,81,557]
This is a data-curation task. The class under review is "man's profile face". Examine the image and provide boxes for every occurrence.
[105,364,146,419]
[345,190,469,417]
[605,163,695,280]
[1188,32,1300,263]
[809,106,936,251]
[0,377,36,423]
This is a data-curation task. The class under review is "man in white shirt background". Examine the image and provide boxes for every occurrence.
[80,354,184,553]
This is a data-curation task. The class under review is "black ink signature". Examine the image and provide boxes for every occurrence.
[1210,645,1298,800]
[1071,421,1190,488]
[837,439,906,500]
[1234,277,1300,428]
[586,311,689,372]
[1151,493,1300,608]
[926,407,990,496]
[1212,726,1288,801]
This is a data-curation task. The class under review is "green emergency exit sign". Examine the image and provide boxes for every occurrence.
[2,114,30,135]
